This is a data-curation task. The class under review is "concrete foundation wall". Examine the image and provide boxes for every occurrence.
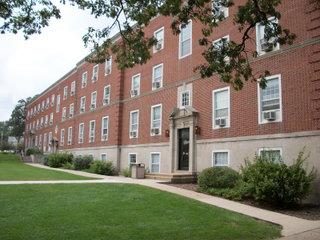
[30,154,44,163]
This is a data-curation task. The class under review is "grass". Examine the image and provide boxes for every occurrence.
[0,183,282,240]
[0,154,100,181]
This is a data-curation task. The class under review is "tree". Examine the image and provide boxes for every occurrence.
[0,121,11,142]
[2,0,308,89]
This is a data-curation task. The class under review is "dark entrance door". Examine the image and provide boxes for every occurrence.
[179,128,189,170]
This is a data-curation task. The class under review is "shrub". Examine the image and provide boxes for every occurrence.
[90,160,116,176]
[62,162,74,170]
[73,155,94,170]
[26,148,43,156]
[121,168,131,177]
[47,153,73,168]
[238,148,319,207]
[198,167,240,190]
[43,155,49,166]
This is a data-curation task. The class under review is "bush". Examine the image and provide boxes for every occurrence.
[26,148,43,156]
[47,153,73,168]
[121,168,131,177]
[73,155,94,170]
[62,162,74,170]
[43,155,49,166]
[198,167,240,190]
[90,160,116,176]
[238,148,319,207]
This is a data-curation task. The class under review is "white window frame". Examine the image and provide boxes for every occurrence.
[128,153,137,168]
[179,20,192,59]
[101,116,109,141]
[80,96,86,112]
[30,109,33,118]
[35,136,38,147]
[36,119,39,130]
[82,72,87,88]
[48,132,52,150]
[69,103,74,118]
[152,63,163,89]
[71,81,75,96]
[258,74,282,124]
[62,107,66,121]
[150,152,161,173]
[46,98,49,109]
[151,104,162,136]
[38,104,40,114]
[39,134,42,148]
[63,86,68,100]
[212,35,230,63]
[68,127,72,145]
[256,17,279,55]
[41,101,45,111]
[60,129,65,146]
[51,94,55,107]
[56,95,60,113]
[101,153,107,162]
[153,27,164,53]
[212,150,230,167]
[92,65,99,82]
[258,147,282,164]
[91,91,97,108]
[180,90,190,108]
[50,113,53,125]
[212,86,230,129]
[212,0,229,19]
[130,110,139,138]
[103,85,111,105]
[44,133,47,152]
[89,120,95,143]
[105,56,112,76]
[40,117,43,128]
[79,123,84,144]
[45,115,48,126]
[131,74,140,97]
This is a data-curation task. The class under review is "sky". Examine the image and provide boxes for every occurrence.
[0,3,116,122]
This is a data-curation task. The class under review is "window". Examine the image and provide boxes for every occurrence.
[105,56,112,75]
[45,115,48,126]
[63,86,68,100]
[154,27,164,52]
[69,103,74,118]
[152,64,163,89]
[80,97,86,112]
[212,35,230,64]
[38,104,40,114]
[61,129,65,146]
[43,133,47,152]
[39,135,42,148]
[36,119,39,130]
[50,113,53,125]
[89,120,95,142]
[34,106,36,115]
[40,117,43,128]
[30,109,33,118]
[258,74,282,124]
[131,74,140,96]
[101,117,109,141]
[180,91,190,108]
[79,123,84,143]
[179,20,192,59]
[62,107,66,121]
[33,121,35,130]
[101,154,107,162]
[213,87,230,128]
[68,127,72,145]
[129,153,137,168]
[49,132,52,149]
[42,101,45,111]
[46,98,49,109]
[256,18,279,55]
[91,91,97,109]
[212,150,229,167]
[258,147,282,164]
[212,0,229,18]
[82,72,87,88]
[27,111,30,119]
[92,65,98,82]
[71,81,75,96]
[56,95,60,113]
[51,94,55,107]
[151,104,162,135]
[88,153,94,158]
[150,153,160,173]
[130,110,139,138]
[103,85,110,104]
[35,136,38,147]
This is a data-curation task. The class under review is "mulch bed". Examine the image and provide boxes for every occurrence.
[163,183,320,221]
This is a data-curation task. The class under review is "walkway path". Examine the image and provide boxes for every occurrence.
[1,163,320,239]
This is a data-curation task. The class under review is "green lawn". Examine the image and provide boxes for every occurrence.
[0,154,100,181]
[0,183,282,240]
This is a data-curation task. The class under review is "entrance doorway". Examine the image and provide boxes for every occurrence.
[178,128,189,170]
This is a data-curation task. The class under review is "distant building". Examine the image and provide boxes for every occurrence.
[8,137,18,147]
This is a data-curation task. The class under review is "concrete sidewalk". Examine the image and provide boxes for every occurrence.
[2,163,320,239]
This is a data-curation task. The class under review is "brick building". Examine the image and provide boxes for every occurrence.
[24,0,320,202]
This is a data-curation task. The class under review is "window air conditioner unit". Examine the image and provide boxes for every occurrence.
[89,136,94,142]
[215,118,226,127]
[151,128,160,135]
[69,113,73,118]
[79,138,83,144]
[102,134,108,140]
[263,111,276,120]
[105,68,111,75]
[131,90,138,96]
[50,102,54,107]
[70,90,75,96]
[92,76,97,82]
[49,121,53,125]
[33,112,36,116]
[41,107,44,112]
[40,124,43,128]
[102,98,109,104]
[63,94,67,99]
[130,131,137,138]
[79,107,85,113]
[90,104,95,109]
[219,7,228,18]
[155,42,162,51]
[260,39,274,52]
[37,110,40,114]
[31,129,35,134]
[46,104,49,109]
[67,141,71,145]
[152,81,161,89]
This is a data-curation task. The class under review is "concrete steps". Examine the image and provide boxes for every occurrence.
[145,173,197,183]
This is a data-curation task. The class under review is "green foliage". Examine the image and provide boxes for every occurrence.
[61,162,74,170]
[90,160,116,176]
[73,155,94,170]
[238,148,319,207]
[205,188,244,201]
[25,148,43,156]
[121,168,131,177]
[43,155,49,166]
[47,153,73,168]
[198,166,240,190]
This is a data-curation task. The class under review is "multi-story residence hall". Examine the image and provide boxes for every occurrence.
[24,0,320,202]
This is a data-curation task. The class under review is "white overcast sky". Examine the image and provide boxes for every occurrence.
[0,3,116,122]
